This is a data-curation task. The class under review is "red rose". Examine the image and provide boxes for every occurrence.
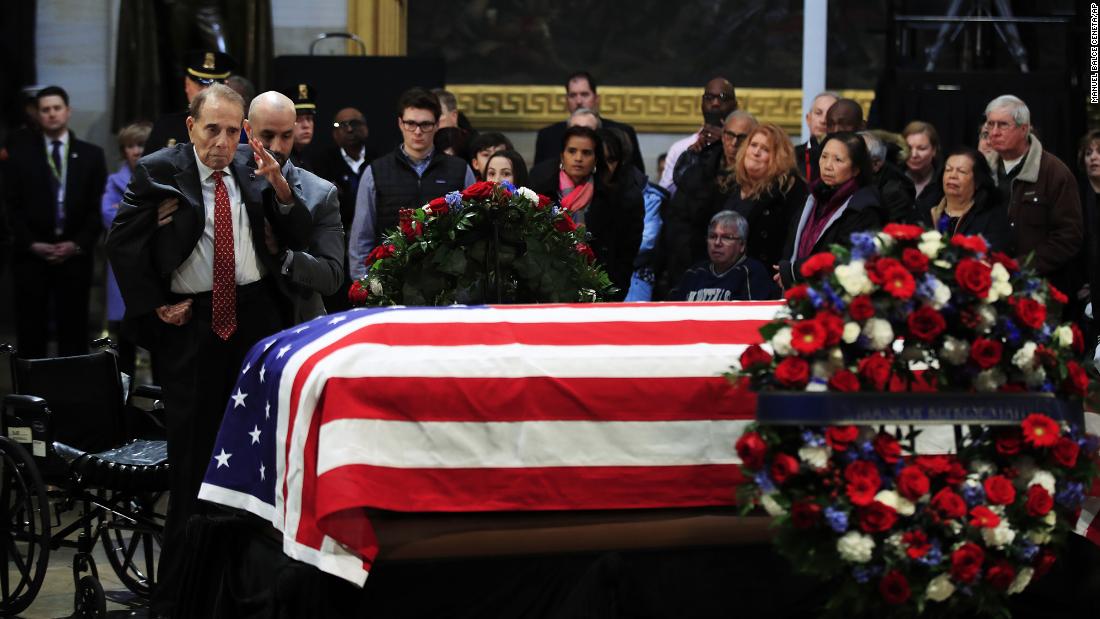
[828,369,861,392]
[775,357,810,388]
[873,433,902,464]
[969,505,1001,528]
[347,280,369,304]
[916,455,952,476]
[770,452,800,484]
[1048,282,1068,305]
[1052,436,1080,468]
[1021,413,1060,448]
[1071,323,1085,355]
[827,426,860,451]
[791,320,828,355]
[969,338,1003,369]
[858,354,893,390]
[868,257,903,284]
[986,560,1016,591]
[425,196,449,216]
[848,295,874,321]
[735,432,768,469]
[1034,549,1057,578]
[950,542,985,584]
[1064,360,1089,397]
[791,500,822,529]
[554,214,577,233]
[902,530,931,559]
[881,265,916,299]
[400,214,424,240]
[816,311,844,347]
[844,461,881,507]
[991,251,1019,272]
[960,308,981,329]
[896,465,930,501]
[879,569,911,605]
[574,242,596,263]
[1025,485,1054,517]
[882,223,923,240]
[858,500,898,533]
[945,460,968,486]
[950,234,988,255]
[983,475,1016,505]
[907,306,946,342]
[901,247,929,273]
[931,487,967,520]
[739,345,773,371]
[1013,297,1047,330]
[995,428,1023,456]
[784,284,809,303]
[461,180,495,199]
[366,243,397,266]
[799,252,837,279]
[537,193,552,209]
[955,258,993,298]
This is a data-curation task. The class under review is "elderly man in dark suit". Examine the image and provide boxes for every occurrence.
[106,83,311,617]
[3,85,107,358]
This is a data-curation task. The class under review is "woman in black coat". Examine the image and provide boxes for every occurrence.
[918,147,1011,252]
[778,132,884,287]
[724,122,808,269]
[528,126,643,298]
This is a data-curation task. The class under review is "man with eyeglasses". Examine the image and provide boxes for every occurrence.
[659,77,738,196]
[348,88,475,280]
[982,94,1081,302]
[667,210,777,301]
[794,92,839,185]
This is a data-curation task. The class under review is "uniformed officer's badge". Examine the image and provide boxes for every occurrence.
[299,84,308,99]
[204,53,216,69]
[167,138,177,147]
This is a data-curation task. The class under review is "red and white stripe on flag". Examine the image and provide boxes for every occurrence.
[273,302,779,584]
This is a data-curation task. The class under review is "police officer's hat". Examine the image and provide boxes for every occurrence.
[185,50,235,85]
[283,83,318,115]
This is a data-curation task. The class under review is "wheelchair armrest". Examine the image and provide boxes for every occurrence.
[132,384,163,400]
[3,393,49,414]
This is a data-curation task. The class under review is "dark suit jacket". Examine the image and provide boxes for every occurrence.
[106,143,312,343]
[533,118,645,173]
[279,164,345,323]
[3,130,107,255]
[309,145,368,235]
[778,186,884,287]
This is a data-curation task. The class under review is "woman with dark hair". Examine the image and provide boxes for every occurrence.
[919,147,1011,251]
[725,122,808,268]
[434,126,470,161]
[903,120,944,210]
[483,149,529,187]
[777,131,884,287]
[528,126,643,297]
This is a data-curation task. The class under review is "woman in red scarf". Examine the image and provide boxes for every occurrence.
[777,132,884,288]
[529,126,644,297]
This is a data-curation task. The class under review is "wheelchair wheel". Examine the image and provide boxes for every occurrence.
[73,574,106,618]
[98,491,164,599]
[0,435,51,616]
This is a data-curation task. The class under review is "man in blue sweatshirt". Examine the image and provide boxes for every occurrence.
[667,210,779,301]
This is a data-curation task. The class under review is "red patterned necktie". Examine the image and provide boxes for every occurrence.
[211,170,237,340]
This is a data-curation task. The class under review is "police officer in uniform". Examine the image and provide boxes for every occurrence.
[146,50,236,152]
[282,83,317,171]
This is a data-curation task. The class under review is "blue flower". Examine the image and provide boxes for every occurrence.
[961,483,986,506]
[824,506,849,533]
[849,232,877,261]
[1037,323,1052,344]
[821,282,846,311]
[807,287,825,309]
[852,566,873,583]
[444,191,463,207]
[918,542,944,566]
[858,441,875,460]
[754,471,777,494]
[1056,481,1086,508]
[1001,319,1022,346]
[1019,541,1040,562]
[500,180,517,193]
[801,430,825,448]
[843,449,860,463]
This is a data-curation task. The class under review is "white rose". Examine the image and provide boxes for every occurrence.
[874,489,915,516]
[1053,325,1074,349]
[875,232,896,250]
[368,277,384,296]
[977,306,997,333]
[1026,527,1052,545]
[835,261,874,296]
[771,327,793,356]
[1023,366,1047,388]
[969,460,995,476]
[836,531,875,563]
[940,336,970,366]
[991,262,1010,283]
[863,318,894,351]
[1027,470,1056,494]
[987,279,1013,303]
[761,494,787,516]
[1007,567,1034,595]
[919,231,943,259]
[981,520,1016,548]
[516,187,540,206]
[806,380,828,392]
[926,574,956,602]
[1012,342,1037,369]
[842,322,861,344]
[975,368,1006,392]
[798,446,830,470]
[885,532,906,558]
[929,277,952,309]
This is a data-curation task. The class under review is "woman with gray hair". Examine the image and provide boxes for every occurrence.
[667,210,779,301]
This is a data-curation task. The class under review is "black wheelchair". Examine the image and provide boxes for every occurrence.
[1,341,170,617]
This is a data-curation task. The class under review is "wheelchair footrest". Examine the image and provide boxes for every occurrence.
[55,439,170,492]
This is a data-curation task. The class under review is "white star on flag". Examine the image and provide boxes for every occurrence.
[262,339,275,352]
[214,449,232,468]
[328,315,347,325]
[249,425,262,445]
[294,325,310,334]
[231,388,248,408]
[259,463,265,480]
[277,344,292,359]
[242,362,251,375]
[259,364,266,383]
[265,401,271,419]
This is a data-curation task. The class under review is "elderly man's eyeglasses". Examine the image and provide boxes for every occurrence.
[983,120,1018,132]
[723,131,749,142]
[400,119,437,133]
[702,92,732,103]
[707,233,743,243]
[333,119,365,130]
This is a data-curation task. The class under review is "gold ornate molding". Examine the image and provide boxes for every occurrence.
[449,85,876,135]
[347,0,406,56]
